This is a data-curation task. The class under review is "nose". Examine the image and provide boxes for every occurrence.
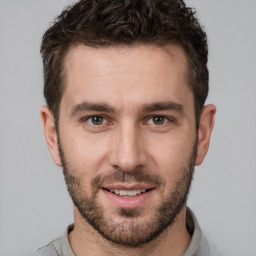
[108,122,148,172]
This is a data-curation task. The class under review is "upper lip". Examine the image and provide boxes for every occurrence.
[102,183,155,190]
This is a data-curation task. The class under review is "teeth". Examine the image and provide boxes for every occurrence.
[109,189,147,196]
[120,190,127,196]
[128,190,137,196]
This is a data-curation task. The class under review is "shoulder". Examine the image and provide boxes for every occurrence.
[195,232,223,256]
[185,208,223,256]
[208,240,223,256]
[31,225,73,256]
[31,243,59,256]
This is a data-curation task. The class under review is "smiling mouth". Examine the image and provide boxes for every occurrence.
[103,188,152,197]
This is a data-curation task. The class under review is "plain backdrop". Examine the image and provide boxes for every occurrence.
[0,0,256,255]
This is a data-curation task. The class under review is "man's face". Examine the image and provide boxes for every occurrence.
[56,45,198,246]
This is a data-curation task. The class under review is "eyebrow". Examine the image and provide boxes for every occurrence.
[70,100,184,117]
[71,102,115,117]
[141,101,184,114]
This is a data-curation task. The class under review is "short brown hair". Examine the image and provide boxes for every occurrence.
[41,0,208,126]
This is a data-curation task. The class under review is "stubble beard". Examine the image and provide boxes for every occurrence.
[58,138,197,247]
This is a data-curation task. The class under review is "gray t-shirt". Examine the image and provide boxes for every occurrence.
[32,209,221,256]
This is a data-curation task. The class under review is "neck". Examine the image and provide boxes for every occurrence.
[68,206,191,256]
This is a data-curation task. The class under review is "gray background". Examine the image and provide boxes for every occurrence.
[0,0,256,255]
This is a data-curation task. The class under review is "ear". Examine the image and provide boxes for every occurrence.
[40,106,62,167]
[195,104,216,166]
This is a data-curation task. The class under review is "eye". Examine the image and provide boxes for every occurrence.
[148,116,169,125]
[86,115,106,125]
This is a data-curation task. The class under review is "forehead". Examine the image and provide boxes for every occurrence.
[61,44,193,112]
[63,44,188,82]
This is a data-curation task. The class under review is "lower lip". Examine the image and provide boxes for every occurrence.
[101,189,154,208]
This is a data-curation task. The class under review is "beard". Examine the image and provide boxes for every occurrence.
[58,138,197,247]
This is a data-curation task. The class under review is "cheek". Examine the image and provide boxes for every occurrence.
[147,134,195,177]
[60,128,110,176]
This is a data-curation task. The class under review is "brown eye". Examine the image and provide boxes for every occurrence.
[152,116,166,125]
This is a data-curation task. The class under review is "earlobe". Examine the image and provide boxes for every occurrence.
[195,104,216,166]
[40,105,62,167]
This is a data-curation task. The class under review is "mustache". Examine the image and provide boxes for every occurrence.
[92,168,164,189]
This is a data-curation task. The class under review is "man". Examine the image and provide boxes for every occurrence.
[35,0,220,255]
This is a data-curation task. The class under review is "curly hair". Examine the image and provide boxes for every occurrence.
[41,0,208,127]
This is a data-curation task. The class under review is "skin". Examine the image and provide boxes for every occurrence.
[41,44,216,256]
